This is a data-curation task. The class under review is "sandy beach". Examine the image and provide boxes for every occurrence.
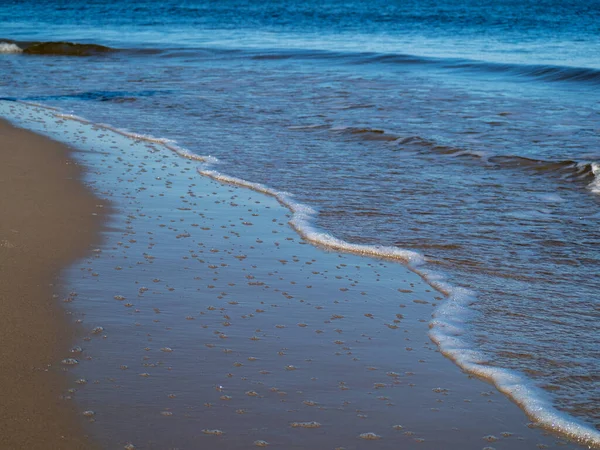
[1,101,593,449]
[0,119,102,448]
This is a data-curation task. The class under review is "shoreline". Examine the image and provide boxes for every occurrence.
[1,102,594,449]
[0,119,101,449]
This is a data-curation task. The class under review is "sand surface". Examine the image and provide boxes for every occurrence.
[0,119,101,449]
[1,101,590,449]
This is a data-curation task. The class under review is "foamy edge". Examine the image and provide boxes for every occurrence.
[198,169,424,265]
[0,42,23,53]
[4,99,600,448]
[52,112,217,163]
[428,283,600,447]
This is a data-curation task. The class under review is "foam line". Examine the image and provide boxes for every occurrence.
[51,111,217,163]
[198,168,425,265]
[423,274,600,448]
[430,320,600,447]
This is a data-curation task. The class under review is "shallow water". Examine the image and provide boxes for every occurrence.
[1,101,589,449]
[1,0,599,444]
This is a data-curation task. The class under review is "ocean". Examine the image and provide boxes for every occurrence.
[1,0,599,446]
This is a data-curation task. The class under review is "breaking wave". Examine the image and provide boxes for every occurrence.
[0,39,115,56]
[3,36,599,85]
[291,124,600,195]
[0,42,23,53]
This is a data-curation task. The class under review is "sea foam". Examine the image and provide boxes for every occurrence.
[0,42,22,53]
[197,168,424,266]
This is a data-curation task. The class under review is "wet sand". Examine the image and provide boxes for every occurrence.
[0,119,101,449]
[1,101,591,450]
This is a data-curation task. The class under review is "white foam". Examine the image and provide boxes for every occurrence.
[198,168,424,266]
[0,42,22,53]
[19,100,60,111]
[51,110,216,163]
[429,287,600,448]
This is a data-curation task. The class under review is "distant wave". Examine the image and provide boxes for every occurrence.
[3,37,599,85]
[241,48,600,86]
[1,90,165,103]
[489,155,599,183]
[444,59,600,85]
[290,124,600,194]
[0,42,23,53]
[0,39,114,56]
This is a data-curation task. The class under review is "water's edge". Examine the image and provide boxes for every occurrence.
[2,99,599,448]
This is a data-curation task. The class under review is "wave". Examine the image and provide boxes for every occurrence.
[489,155,599,183]
[219,47,600,86]
[250,49,600,85]
[0,42,23,53]
[2,98,599,448]
[1,90,165,104]
[444,59,600,85]
[0,39,115,56]
[224,47,600,85]
[290,123,600,195]
[3,36,599,85]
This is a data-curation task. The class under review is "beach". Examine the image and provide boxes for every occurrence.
[0,119,101,449]
[1,1,599,446]
[0,102,594,449]
[2,0,600,441]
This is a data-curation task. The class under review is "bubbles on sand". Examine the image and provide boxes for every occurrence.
[290,421,321,428]
[61,358,79,366]
[303,400,318,406]
[359,432,382,440]
[202,429,224,436]
[198,170,423,266]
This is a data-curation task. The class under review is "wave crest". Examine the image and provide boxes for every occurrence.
[23,41,115,56]
[0,42,23,53]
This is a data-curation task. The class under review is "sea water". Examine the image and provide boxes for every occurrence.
[1,0,598,443]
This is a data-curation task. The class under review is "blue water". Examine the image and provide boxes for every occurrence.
[1,0,599,444]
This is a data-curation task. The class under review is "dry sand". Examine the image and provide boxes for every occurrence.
[0,119,101,449]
